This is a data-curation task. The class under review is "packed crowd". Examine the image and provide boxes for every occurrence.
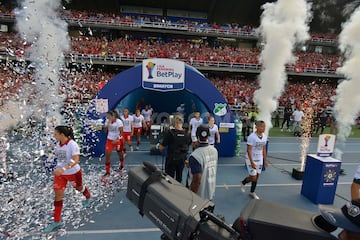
[0,5,340,111]
[0,6,338,42]
[0,60,337,114]
[210,75,336,111]
[0,32,343,74]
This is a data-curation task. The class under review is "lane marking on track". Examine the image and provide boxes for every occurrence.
[66,228,161,235]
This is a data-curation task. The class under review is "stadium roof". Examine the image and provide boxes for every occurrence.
[64,0,358,34]
[2,0,358,33]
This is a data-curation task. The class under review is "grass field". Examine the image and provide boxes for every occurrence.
[268,123,360,138]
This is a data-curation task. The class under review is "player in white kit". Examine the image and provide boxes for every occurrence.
[120,108,134,154]
[133,109,146,150]
[141,104,153,138]
[240,120,268,200]
[188,111,203,150]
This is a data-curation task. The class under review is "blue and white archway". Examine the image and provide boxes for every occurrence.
[84,59,236,157]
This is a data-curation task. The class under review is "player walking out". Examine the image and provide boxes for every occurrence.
[189,111,203,150]
[44,125,91,233]
[120,108,134,154]
[133,109,146,150]
[240,120,268,200]
[104,110,124,175]
[141,104,153,138]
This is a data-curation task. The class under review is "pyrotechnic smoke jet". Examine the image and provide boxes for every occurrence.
[15,0,70,126]
[254,0,312,135]
[333,6,360,159]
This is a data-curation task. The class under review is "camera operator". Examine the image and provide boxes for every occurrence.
[188,124,218,201]
[316,199,360,240]
[157,115,191,184]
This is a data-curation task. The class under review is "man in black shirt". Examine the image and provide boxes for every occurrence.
[157,115,191,183]
[281,105,292,131]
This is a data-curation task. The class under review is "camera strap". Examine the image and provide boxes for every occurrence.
[138,171,162,216]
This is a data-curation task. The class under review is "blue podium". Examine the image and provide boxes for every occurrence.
[301,154,341,204]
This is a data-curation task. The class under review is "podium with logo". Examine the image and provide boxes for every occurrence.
[301,134,341,204]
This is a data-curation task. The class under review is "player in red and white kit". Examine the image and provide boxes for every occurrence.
[104,111,124,175]
[141,104,153,138]
[44,125,91,233]
[120,108,134,154]
[133,109,147,150]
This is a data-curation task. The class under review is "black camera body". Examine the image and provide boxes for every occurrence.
[233,199,337,240]
[126,162,337,240]
[126,163,239,240]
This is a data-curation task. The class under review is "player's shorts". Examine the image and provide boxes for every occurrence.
[245,158,263,176]
[134,127,142,135]
[145,121,151,128]
[54,169,83,191]
[105,138,124,152]
[122,132,132,142]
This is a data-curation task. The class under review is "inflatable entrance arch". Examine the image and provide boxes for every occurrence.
[84,59,236,157]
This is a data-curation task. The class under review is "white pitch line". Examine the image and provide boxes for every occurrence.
[66,228,161,235]
[118,182,352,191]
[217,182,352,188]
[216,162,360,167]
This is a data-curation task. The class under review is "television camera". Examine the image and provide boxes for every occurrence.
[126,162,338,240]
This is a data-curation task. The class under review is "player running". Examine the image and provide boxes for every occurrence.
[44,125,91,233]
[103,110,125,175]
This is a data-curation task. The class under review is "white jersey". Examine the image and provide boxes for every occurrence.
[105,118,123,140]
[121,115,134,133]
[141,109,152,122]
[246,132,268,161]
[189,117,203,136]
[208,124,219,145]
[133,114,145,128]
[292,110,304,122]
[55,139,81,175]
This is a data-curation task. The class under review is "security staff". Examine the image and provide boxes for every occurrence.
[157,115,191,183]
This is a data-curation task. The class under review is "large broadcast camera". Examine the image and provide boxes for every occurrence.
[126,162,337,240]
[126,162,240,240]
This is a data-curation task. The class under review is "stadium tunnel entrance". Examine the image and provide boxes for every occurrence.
[84,59,236,157]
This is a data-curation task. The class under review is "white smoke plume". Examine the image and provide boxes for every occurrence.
[333,6,360,143]
[15,0,70,125]
[254,0,312,135]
